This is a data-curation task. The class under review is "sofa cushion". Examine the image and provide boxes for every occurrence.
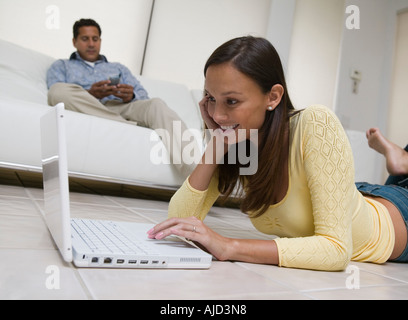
[0,97,184,187]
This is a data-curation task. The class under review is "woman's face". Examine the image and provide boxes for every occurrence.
[204,63,272,143]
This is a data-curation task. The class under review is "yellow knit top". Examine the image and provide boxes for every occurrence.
[168,105,395,271]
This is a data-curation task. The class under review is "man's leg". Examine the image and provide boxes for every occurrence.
[385,145,408,188]
[48,83,130,124]
[366,127,408,176]
[111,98,200,178]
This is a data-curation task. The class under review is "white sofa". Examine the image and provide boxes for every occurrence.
[0,39,204,190]
[0,39,384,192]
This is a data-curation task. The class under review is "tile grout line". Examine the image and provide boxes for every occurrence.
[23,187,98,300]
[234,262,303,294]
[357,268,408,285]
[72,269,96,300]
[23,188,47,222]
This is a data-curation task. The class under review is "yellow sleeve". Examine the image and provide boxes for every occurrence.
[274,106,355,271]
[168,174,220,221]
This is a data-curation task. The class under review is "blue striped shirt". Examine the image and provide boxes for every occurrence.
[47,52,149,104]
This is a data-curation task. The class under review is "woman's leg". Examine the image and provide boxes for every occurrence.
[366,128,408,176]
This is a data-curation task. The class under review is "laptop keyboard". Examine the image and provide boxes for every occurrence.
[71,219,159,255]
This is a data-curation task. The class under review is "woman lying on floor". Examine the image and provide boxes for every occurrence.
[148,36,408,271]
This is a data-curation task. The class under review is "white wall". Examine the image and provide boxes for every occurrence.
[286,0,345,110]
[334,0,408,183]
[141,0,272,90]
[0,0,153,75]
[266,0,296,72]
[388,9,408,149]
[0,0,345,103]
[334,0,408,132]
[335,0,393,132]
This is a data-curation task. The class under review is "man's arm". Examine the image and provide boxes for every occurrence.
[46,60,67,89]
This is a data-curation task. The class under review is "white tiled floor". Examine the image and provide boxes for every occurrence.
[1,183,407,300]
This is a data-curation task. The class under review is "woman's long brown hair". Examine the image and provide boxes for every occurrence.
[204,36,299,217]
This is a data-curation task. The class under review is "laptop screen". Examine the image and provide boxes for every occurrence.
[40,104,73,262]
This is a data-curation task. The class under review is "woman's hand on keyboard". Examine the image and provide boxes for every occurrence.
[147,217,232,261]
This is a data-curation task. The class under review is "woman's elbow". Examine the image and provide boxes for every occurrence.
[328,246,352,271]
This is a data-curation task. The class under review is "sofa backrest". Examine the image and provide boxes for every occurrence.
[0,39,55,104]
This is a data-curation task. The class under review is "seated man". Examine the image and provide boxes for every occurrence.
[47,18,197,178]
[366,127,408,188]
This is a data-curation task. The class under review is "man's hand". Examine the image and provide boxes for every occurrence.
[113,84,135,103]
[88,80,115,99]
[88,81,134,102]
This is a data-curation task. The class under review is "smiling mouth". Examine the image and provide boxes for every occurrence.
[219,124,239,132]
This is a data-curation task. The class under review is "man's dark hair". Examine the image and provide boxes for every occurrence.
[73,19,102,39]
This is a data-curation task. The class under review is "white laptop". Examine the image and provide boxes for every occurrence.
[40,103,212,269]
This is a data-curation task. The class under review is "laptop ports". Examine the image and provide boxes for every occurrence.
[104,257,113,264]
[116,259,125,264]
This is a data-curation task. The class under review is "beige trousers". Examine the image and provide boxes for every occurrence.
[48,83,197,178]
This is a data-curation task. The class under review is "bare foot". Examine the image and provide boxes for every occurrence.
[366,128,408,175]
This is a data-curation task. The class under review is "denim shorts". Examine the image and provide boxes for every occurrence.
[355,182,408,263]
